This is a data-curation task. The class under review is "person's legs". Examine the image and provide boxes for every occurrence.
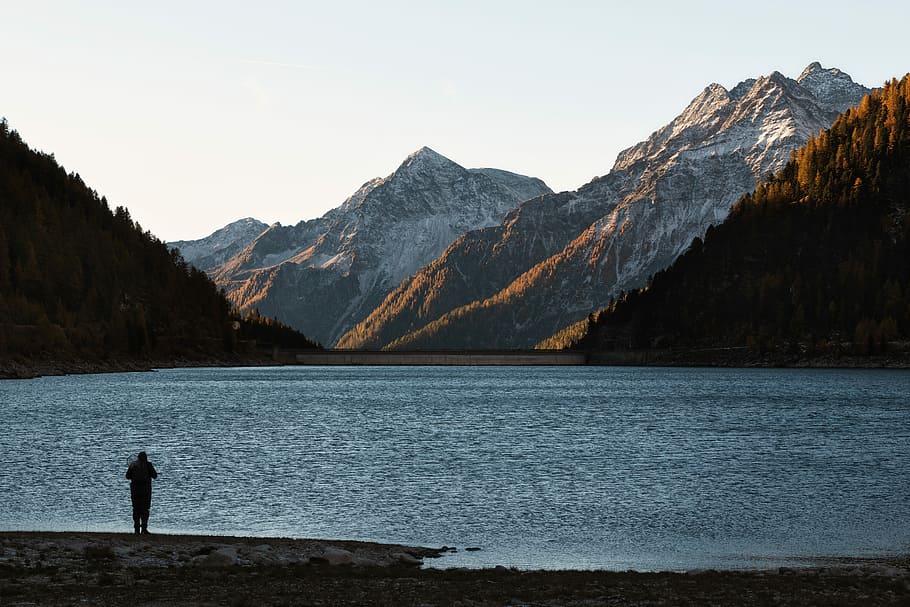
[130,487,141,533]
[130,486,151,534]
[139,492,152,533]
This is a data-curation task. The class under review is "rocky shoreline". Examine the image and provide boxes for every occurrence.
[0,531,444,570]
[1,532,908,606]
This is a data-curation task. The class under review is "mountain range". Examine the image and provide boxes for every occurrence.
[177,149,551,346]
[340,62,871,349]
[173,63,871,350]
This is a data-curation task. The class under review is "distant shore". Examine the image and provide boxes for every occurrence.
[288,348,910,368]
[283,349,587,366]
[0,353,279,380]
[3,347,909,380]
[1,532,907,606]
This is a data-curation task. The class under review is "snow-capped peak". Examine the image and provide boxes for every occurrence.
[397,146,460,173]
[798,61,835,81]
[611,64,870,175]
[410,145,442,159]
[200,217,265,242]
[168,217,269,271]
[797,61,870,113]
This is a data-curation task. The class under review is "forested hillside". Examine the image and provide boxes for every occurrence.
[563,75,910,362]
[0,119,317,375]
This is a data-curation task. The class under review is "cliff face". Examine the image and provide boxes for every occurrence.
[342,63,870,350]
[208,147,551,346]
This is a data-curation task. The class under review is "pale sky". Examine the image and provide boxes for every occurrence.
[1,1,907,241]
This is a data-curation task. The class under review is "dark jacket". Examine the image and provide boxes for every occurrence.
[126,460,158,487]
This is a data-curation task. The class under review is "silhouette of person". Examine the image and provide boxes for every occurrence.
[126,451,158,534]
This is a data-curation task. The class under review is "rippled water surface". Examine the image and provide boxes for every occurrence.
[1,366,909,569]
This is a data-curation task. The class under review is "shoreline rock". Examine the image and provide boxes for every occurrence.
[0,531,446,570]
[1,532,907,606]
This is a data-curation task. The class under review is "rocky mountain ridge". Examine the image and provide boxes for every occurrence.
[170,218,269,271]
[340,63,871,350]
[205,147,551,345]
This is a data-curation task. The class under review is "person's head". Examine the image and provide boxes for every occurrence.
[138,451,147,461]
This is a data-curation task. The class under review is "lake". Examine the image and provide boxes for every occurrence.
[1,365,908,570]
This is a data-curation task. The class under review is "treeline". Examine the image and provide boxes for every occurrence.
[569,75,910,358]
[235,309,321,350]
[0,119,318,364]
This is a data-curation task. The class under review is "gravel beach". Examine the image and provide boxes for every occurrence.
[1,532,908,606]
